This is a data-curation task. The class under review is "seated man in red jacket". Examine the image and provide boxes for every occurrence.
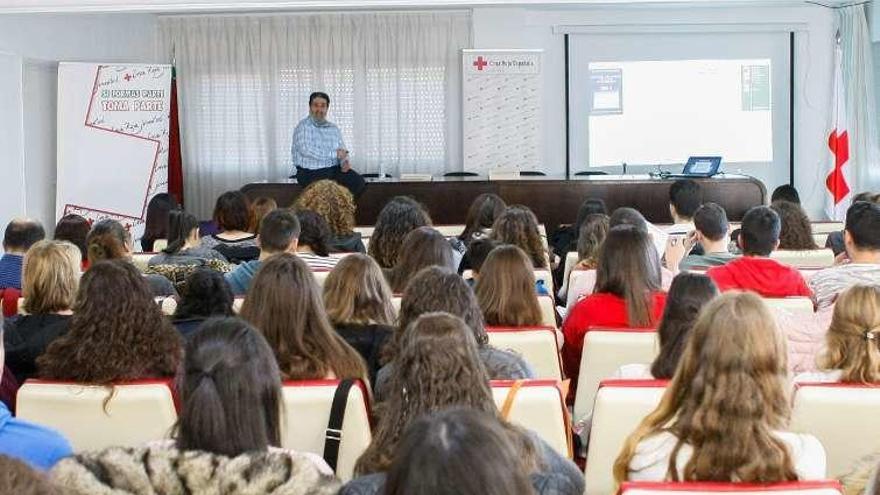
[706,205,811,298]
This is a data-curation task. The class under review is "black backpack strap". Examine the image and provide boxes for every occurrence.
[323,378,355,472]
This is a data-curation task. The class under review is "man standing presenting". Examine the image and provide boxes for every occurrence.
[291,92,366,197]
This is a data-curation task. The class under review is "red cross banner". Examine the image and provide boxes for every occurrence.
[825,43,851,221]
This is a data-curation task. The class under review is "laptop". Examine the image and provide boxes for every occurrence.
[664,156,722,179]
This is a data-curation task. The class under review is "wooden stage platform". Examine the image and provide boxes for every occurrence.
[242,174,766,231]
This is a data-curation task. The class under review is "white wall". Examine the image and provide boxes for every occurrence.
[0,14,159,233]
[0,52,27,235]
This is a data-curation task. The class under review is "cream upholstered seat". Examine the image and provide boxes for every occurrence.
[312,269,331,289]
[537,294,558,328]
[490,379,571,458]
[573,330,659,423]
[559,251,580,300]
[618,481,843,495]
[761,297,814,316]
[280,379,372,482]
[487,326,561,379]
[586,379,669,495]
[16,379,178,451]
[790,383,880,478]
[770,249,835,269]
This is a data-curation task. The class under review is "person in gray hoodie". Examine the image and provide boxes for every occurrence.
[225,209,300,295]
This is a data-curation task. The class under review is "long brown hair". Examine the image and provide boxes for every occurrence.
[595,225,663,327]
[240,253,367,381]
[86,219,130,264]
[355,312,539,475]
[772,200,818,250]
[613,292,796,484]
[368,197,432,268]
[323,254,396,326]
[294,179,357,236]
[819,285,880,383]
[651,274,718,379]
[475,245,542,327]
[22,240,80,315]
[459,193,506,243]
[577,213,609,267]
[387,227,455,293]
[491,205,547,269]
[37,260,181,384]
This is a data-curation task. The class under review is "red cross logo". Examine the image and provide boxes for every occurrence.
[124,74,132,81]
[473,56,488,71]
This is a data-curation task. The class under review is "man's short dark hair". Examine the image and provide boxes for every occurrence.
[3,219,45,251]
[845,201,880,251]
[468,238,500,274]
[609,207,648,233]
[668,180,702,220]
[259,209,301,253]
[309,92,330,106]
[693,203,729,242]
[739,206,781,256]
[771,185,801,205]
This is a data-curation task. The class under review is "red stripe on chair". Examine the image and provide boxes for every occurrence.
[598,379,670,389]
[588,326,658,333]
[793,382,880,391]
[486,325,557,333]
[619,480,843,494]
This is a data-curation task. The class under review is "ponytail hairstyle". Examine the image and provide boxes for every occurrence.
[176,317,282,457]
[86,219,131,264]
[819,285,880,383]
[162,209,200,255]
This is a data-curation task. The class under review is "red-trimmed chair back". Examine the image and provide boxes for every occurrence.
[490,379,572,459]
[486,326,561,379]
[618,481,843,495]
[0,288,21,318]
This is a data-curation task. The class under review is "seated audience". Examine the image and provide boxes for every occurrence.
[344,312,583,495]
[550,197,607,262]
[794,285,880,384]
[562,225,667,387]
[4,241,80,384]
[225,209,300,296]
[613,292,826,483]
[201,191,258,262]
[374,267,534,400]
[491,205,550,269]
[772,184,802,204]
[826,191,879,256]
[86,219,177,297]
[140,193,178,252]
[454,193,507,270]
[0,219,45,290]
[614,273,718,380]
[240,253,367,381]
[0,455,67,493]
[387,227,455,293]
[368,196,431,268]
[50,317,339,493]
[171,269,235,338]
[323,254,396,383]
[475,245,544,327]
[557,214,609,302]
[668,202,736,271]
[295,179,366,253]
[810,201,880,308]
[463,238,500,284]
[706,206,811,298]
[147,209,228,266]
[52,214,89,264]
[294,209,340,271]
[772,200,819,251]
[251,196,277,234]
[666,179,701,235]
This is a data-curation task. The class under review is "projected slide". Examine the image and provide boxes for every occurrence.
[588,59,772,167]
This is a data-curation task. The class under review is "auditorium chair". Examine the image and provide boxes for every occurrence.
[232,297,244,313]
[566,269,596,309]
[486,326,562,379]
[761,297,814,316]
[811,222,844,235]
[586,379,669,495]
[0,288,20,318]
[152,239,168,251]
[131,253,153,272]
[617,481,843,495]
[769,249,835,269]
[490,379,571,458]
[281,379,372,481]
[312,269,331,288]
[16,379,178,451]
[433,224,467,237]
[353,226,375,238]
[790,382,880,478]
[559,251,580,299]
[537,294,559,328]
[573,329,659,424]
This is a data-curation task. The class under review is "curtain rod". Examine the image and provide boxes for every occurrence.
[805,0,869,9]
[159,8,471,19]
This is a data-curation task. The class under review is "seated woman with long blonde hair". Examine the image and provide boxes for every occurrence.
[613,292,825,484]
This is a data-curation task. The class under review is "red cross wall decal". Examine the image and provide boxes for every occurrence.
[473,56,488,71]
[124,74,132,81]
[826,129,851,204]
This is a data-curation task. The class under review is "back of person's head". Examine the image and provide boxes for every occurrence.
[0,455,64,495]
[294,180,357,236]
[460,193,506,242]
[693,203,729,242]
[739,206,781,256]
[369,196,432,268]
[162,209,200,255]
[142,193,179,245]
[22,240,81,315]
[577,213,609,265]
[820,285,880,383]
[37,260,181,384]
[53,214,90,260]
[853,191,880,205]
[475,245,542,327]
[259,209,301,254]
[85,219,130,264]
[295,209,332,257]
[177,317,281,457]
[669,180,702,221]
[651,274,718,379]
[491,205,546,269]
[845,201,880,251]
[212,191,253,232]
[771,200,817,250]
[251,197,277,235]
[614,292,794,484]
[323,253,395,326]
[467,238,500,274]
[771,184,801,205]
[240,253,365,380]
[595,225,662,327]
[174,269,234,320]
[3,219,45,253]
[388,227,455,293]
[609,207,648,233]
[385,409,537,495]
[575,198,608,231]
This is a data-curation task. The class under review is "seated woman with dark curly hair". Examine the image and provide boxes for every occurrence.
[171,269,235,338]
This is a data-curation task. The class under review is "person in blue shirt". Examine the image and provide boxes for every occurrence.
[291,92,366,197]
[0,219,45,290]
